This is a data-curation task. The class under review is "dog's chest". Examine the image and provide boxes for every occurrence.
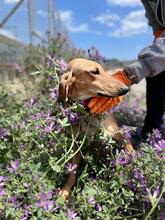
[72,112,119,139]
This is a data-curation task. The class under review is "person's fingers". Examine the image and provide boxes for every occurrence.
[118,96,123,102]
[85,96,124,114]
[87,97,100,109]
[96,99,114,114]
[89,98,108,113]
[113,70,130,86]
[96,96,123,114]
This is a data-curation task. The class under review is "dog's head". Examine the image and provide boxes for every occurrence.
[59,58,129,102]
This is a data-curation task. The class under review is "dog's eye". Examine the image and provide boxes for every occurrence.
[64,75,68,80]
[90,68,99,75]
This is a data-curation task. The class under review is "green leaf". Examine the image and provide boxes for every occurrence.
[49,157,61,173]
[58,117,70,127]
[29,162,41,174]
[30,71,40,75]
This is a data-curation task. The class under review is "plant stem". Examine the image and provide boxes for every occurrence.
[144,173,165,220]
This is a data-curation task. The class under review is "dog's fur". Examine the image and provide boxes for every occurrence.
[58,58,133,200]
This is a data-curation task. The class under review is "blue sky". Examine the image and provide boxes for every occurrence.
[0,0,154,60]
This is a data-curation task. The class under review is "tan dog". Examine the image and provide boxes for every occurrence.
[59,58,133,200]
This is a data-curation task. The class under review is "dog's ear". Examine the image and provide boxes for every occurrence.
[59,70,75,102]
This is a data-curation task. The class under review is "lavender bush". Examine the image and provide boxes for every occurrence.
[0,57,164,220]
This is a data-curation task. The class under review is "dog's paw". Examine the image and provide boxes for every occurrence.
[58,188,70,201]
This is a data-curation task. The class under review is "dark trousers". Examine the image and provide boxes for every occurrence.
[142,70,165,137]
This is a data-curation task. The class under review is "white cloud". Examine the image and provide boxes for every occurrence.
[0,29,16,39]
[4,0,19,4]
[58,10,89,33]
[37,10,48,18]
[68,23,89,33]
[107,0,142,7]
[109,10,148,37]
[93,12,120,27]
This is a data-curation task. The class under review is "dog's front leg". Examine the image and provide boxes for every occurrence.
[101,113,134,153]
[59,146,81,201]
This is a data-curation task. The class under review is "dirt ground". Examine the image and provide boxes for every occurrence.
[130,79,146,96]
[3,78,33,101]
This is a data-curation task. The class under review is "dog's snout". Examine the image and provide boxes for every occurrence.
[120,86,129,95]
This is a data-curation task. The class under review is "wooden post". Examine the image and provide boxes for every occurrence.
[28,0,34,46]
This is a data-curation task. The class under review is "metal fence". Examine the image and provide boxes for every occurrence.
[0,0,71,81]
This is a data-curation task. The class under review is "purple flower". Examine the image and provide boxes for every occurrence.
[95,203,102,211]
[39,191,53,200]
[116,150,132,165]
[30,97,37,106]
[0,189,5,197]
[36,200,55,211]
[65,163,77,174]
[58,59,67,72]
[160,211,165,220]
[46,55,56,67]
[0,128,9,139]
[0,176,5,183]
[153,185,160,199]
[12,122,19,130]
[13,63,22,72]
[20,213,29,220]
[117,157,128,165]
[8,159,19,173]
[49,88,57,99]
[66,208,77,220]
[6,196,20,209]
[43,121,55,133]
[147,129,163,146]
[45,112,55,123]
[0,176,5,193]
[109,160,116,168]
[35,191,56,211]
[133,168,144,181]
[152,129,162,139]
[61,107,70,117]
[48,75,53,82]
[69,113,78,125]
[30,112,44,120]
[8,196,17,203]
[122,126,132,140]
[88,196,95,205]
[154,139,165,152]
[24,97,37,108]
[54,124,61,133]
[126,180,137,192]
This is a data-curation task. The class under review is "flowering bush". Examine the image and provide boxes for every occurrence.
[23,32,88,75]
[0,58,164,220]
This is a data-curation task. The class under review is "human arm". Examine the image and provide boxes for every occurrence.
[124,30,165,83]
[87,30,165,114]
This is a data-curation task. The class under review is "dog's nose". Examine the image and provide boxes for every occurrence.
[120,86,129,95]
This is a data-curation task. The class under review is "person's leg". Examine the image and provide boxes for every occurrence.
[142,71,165,138]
